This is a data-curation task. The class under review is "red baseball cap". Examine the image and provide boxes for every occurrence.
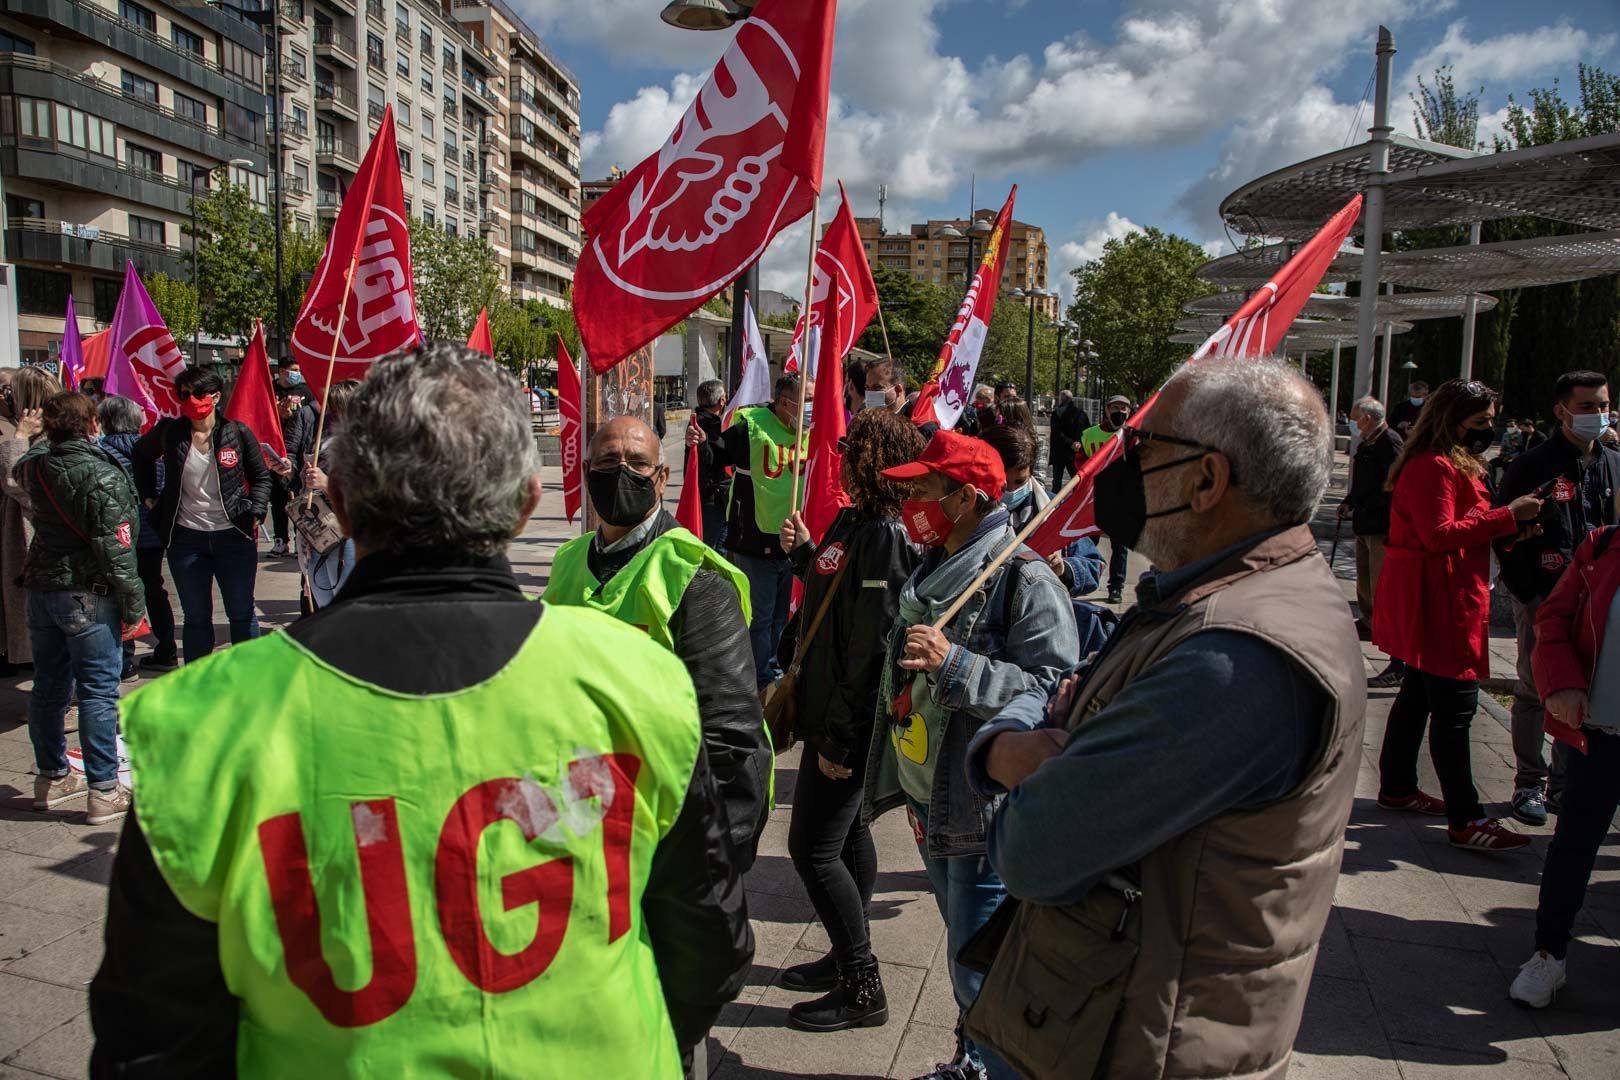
[881,429,1006,501]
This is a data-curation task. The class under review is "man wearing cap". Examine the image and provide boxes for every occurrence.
[864,430,1077,1080]
[1081,396,1135,604]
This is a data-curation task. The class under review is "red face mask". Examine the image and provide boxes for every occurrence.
[180,395,214,421]
[901,492,959,547]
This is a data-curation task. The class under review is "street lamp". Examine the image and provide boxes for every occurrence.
[1011,287,1050,405]
[192,157,255,363]
[1048,317,1075,398]
[207,0,290,367]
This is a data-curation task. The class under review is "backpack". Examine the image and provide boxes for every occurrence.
[999,551,1119,661]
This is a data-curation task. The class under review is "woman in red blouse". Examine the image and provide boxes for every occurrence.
[1374,379,1545,851]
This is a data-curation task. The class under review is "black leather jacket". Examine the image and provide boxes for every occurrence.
[588,510,772,870]
[781,508,921,766]
[89,554,754,1073]
[1346,426,1403,536]
[132,415,272,544]
[1496,432,1620,603]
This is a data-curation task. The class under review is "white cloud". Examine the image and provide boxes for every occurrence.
[1404,19,1616,96]
[579,73,702,177]
[508,0,730,68]
[1049,212,1141,303]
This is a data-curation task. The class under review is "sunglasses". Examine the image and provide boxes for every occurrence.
[176,390,215,401]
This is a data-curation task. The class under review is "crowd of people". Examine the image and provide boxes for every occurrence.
[2,341,1615,1077]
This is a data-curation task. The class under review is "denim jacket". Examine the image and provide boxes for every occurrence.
[862,517,1079,858]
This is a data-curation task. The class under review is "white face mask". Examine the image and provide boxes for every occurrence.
[864,389,890,411]
[1570,411,1611,441]
[1409,397,1425,407]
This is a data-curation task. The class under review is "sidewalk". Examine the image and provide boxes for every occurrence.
[1,456,1616,1078]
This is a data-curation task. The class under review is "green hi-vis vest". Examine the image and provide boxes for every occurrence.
[733,406,811,535]
[121,605,701,1079]
[542,526,752,651]
[1080,424,1117,458]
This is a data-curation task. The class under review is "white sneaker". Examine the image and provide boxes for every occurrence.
[33,772,87,811]
[269,539,289,558]
[86,785,132,826]
[1509,950,1566,1008]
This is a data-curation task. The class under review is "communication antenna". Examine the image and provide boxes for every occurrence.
[877,184,888,235]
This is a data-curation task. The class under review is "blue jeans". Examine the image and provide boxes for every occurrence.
[907,798,1017,1080]
[27,589,123,788]
[167,525,260,663]
[729,548,792,689]
[701,504,728,552]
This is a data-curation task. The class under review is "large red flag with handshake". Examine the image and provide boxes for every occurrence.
[1028,194,1364,556]
[572,0,838,373]
[911,187,1018,430]
[291,106,419,397]
[787,181,878,380]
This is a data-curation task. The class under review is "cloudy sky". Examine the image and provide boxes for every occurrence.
[512,0,1617,301]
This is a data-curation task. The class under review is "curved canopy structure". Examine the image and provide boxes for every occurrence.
[1185,290,1496,321]
[1174,315,1414,340]
[1169,321,1410,348]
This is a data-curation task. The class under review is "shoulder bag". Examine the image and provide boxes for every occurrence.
[761,557,849,754]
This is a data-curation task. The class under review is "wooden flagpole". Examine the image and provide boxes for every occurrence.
[928,465,1087,631]
[302,258,360,508]
[875,300,896,366]
[788,200,821,512]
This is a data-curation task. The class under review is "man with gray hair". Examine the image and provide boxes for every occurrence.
[1341,395,1406,687]
[92,344,753,1077]
[960,357,1366,1079]
[692,378,731,546]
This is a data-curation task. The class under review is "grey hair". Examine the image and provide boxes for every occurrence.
[1351,396,1385,422]
[97,394,145,435]
[1169,357,1333,527]
[328,342,539,558]
[696,379,726,408]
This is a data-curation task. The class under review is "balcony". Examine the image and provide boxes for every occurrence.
[462,193,477,213]
[272,174,308,199]
[366,45,384,72]
[365,0,383,25]
[322,0,356,12]
[313,24,357,67]
[5,217,187,280]
[394,21,410,47]
[479,171,498,192]
[317,133,360,172]
[442,91,458,114]
[268,115,308,143]
[462,149,476,172]
[279,51,308,85]
[314,80,358,119]
[317,188,341,216]
[368,100,384,123]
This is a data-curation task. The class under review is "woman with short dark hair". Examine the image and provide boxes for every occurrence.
[17,391,145,824]
[99,395,177,673]
[133,368,270,662]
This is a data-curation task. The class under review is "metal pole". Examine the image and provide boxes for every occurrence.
[1053,326,1063,399]
[191,173,202,363]
[1023,298,1036,403]
[1330,340,1342,416]
[1460,220,1481,379]
[271,0,286,366]
[726,263,759,394]
[1353,25,1395,401]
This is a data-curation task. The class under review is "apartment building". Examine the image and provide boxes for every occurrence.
[0,0,272,363]
[854,213,1059,319]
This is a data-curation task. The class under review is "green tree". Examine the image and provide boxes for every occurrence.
[190,181,274,342]
[1069,227,1212,399]
[857,264,955,387]
[145,273,200,349]
[488,297,550,375]
[408,218,503,341]
[529,294,579,371]
[1411,66,1483,150]
[279,223,326,323]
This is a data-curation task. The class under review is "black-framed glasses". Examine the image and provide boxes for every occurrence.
[176,390,214,401]
[1120,425,1220,456]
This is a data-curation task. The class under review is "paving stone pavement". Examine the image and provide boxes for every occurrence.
[0,448,1616,1078]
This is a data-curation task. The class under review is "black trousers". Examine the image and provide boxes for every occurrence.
[269,474,289,543]
[1378,667,1485,829]
[1536,728,1620,958]
[1108,540,1130,591]
[788,738,877,967]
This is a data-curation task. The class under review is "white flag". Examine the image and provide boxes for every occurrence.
[723,294,774,428]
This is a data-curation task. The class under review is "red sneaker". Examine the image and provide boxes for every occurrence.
[1448,819,1532,852]
[1377,791,1447,816]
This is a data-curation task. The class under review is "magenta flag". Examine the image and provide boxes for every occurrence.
[61,295,85,390]
[106,261,184,430]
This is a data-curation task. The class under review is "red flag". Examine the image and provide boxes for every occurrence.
[1028,196,1363,556]
[676,439,704,540]
[467,307,493,357]
[801,288,848,543]
[105,261,183,430]
[555,338,583,524]
[912,187,1018,429]
[787,180,878,379]
[572,0,837,373]
[291,106,419,398]
[224,321,286,467]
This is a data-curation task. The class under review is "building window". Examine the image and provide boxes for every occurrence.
[16,267,70,317]
[397,101,411,128]
[419,28,432,54]
[125,142,162,174]
[93,277,122,324]
[423,159,433,184]
[177,160,209,188]
[366,32,383,69]
[294,161,310,189]
[398,149,411,174]
[424,206,434,226]
[16,97,49,142]
[221,39,264,86]
[225,102,263,144]
[129,215,165,245]
[121,71,159,104]
[289,47,307,79]
[396,54,409,78]
[5,194,43,221]
[446,219,457,236]
[442,44,454,69]
[118,1,155,32]
[229,165,266,205]
[421,72,433,94]
[174,92,207,123]
[422,112,434,140]
[54,105,116,157]
[171,25,204,57]
[0,30,36,54]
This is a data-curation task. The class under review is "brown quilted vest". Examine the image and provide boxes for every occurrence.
[970,525,1365,1080]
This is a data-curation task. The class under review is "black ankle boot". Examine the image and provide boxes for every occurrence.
[787,960,888,1032]
[780,951,839,992]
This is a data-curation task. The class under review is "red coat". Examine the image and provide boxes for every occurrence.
[1372,451,1518,680]
[1531,527,1620,700]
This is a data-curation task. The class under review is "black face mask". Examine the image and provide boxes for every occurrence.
[587,465,659,528]
[1107,410,1128,428]
[1459,427,1496,457]
[1093,448,1198,549]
